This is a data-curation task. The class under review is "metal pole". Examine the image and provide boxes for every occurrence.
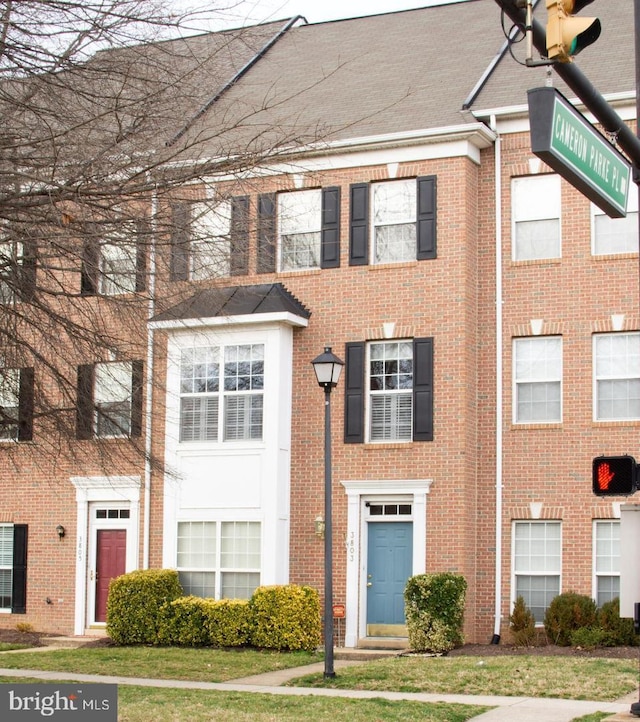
[627,0,640,717]
[323,385,335,678]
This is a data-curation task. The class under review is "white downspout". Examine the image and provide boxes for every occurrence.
[491,114,504,643]
[143,183,158,569]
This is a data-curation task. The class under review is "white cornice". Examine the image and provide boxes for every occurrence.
[149,311,309,331]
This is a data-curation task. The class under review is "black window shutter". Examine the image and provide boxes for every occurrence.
[349,183,369,266]
[135,220,148,292]
[76,364,95,440]
[130,360,144,438]
[344,342,365,443]
[416,176,437,260]
[19,240,37,303]
[80,236,99,296]
[18,367,34,442]
[257,193,276,274]
[12,524,27,614]
[321,186,340,268]
[230,195,250,276]
[413,337,434,441]
[170,202,191,281]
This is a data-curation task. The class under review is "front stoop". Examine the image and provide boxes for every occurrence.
[357,637,409,651]
[40,635,104,649]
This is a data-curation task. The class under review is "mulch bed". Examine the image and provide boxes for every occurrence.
[0,628,638,658]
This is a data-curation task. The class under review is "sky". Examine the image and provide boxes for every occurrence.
[173,0,471,32]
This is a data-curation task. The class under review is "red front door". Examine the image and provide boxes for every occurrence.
[95,529,126,623]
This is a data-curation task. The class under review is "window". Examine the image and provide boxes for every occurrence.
[171,197,249,280]
[278,190,321,271]
[179,344,264,443]
[513,521,561,623]
[100,237,138,295]
[0,236,36,304]
[76,361,143,439]
[594,520,620,607]
[0,524,27,613]
[190,202,232,280]
[512,175,561,261]
[348,177,436,266]
[0,367,34,442]
[513,337,562,423]
[81,223,146,296]
[592,192,639,255]
[256,187,340,274]
[369,341,413,441]
[344,338,433,444]
[594,332,640,421]
[177,520,260,600]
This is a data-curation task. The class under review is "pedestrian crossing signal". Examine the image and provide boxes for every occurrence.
[592,456,637,496]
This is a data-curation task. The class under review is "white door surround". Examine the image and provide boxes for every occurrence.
[71,476,141,635]
[341,479,431,648]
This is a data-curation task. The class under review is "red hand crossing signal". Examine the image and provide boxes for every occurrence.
[592,456,637,496]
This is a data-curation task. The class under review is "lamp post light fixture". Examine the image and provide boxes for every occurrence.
[311,346,344,679]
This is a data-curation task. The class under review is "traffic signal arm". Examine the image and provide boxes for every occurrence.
[546,0,601,63]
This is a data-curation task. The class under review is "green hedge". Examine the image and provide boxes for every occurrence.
[404,573,466,654]
[158,596,251,647]
[249,584,321,651]
[106,569,183,645]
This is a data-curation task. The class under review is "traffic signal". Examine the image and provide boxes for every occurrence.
[546,0,601,63]
[592,456,638,496]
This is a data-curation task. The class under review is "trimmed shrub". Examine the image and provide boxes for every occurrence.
[157,596,251,647]
[404,573,466,654]
[543,592,597,647]
[249,585,321,651]
[594,598,638,647]
[106,569,183,645]
[509,595,536,647]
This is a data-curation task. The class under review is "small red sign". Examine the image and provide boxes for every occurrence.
[333,603,345,618]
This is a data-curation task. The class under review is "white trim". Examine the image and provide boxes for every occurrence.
[340,479,431,647]
[70,476,141,635]
[149,311,309,331]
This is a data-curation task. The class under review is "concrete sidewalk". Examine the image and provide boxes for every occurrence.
[0,658,634,721]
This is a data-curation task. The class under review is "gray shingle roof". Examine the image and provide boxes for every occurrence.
[151,282,311,323]
[169,0,634,160]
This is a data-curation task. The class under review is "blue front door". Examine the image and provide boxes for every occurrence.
[366,522,413,628]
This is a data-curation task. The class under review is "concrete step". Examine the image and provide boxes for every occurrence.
[40,635,104,649]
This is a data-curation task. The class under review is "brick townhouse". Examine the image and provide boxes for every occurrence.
[0,0,637,647]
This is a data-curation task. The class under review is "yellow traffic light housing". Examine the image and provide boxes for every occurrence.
[546,0,601,63]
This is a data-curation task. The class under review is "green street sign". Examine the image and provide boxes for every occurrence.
[528,87,631,218]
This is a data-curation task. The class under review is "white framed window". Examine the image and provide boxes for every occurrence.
[100,238,137,295]
[190,201,232,280]
[94,361,134,438]
[177,520,260,600]
[512,174,561,261]
[513,336,562,423]
[372,179,416,264]
[0,524,13,609]
[278,189,321,271]
[593,520,620,607]
[592,192,639,256]
[513,520,561,624]
[0,369,20,441]
[179,344,264,443]
[0,239,23,304]
[593,332,640,421]
[368,340,413,442]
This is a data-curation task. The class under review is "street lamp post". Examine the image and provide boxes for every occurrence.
[311,346,344,679]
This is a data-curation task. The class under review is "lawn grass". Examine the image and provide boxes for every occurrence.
[0,646,320,682]
[0,676,488,721]
[0,643,29,652]
[286,655,640,702]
